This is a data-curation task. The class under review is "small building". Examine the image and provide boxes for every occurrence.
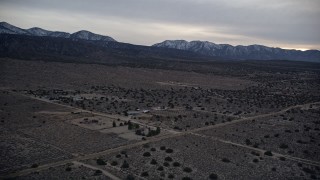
[142,110,150,113]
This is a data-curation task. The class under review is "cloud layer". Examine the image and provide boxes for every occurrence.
[1,0,319,50]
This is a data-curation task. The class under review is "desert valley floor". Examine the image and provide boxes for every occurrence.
[0,58,320,179]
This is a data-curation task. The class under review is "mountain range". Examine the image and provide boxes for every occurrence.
[0,22,116,42]
[0,21,319,62]
[153,40,320,62]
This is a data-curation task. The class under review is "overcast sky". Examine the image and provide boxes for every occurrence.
[1,0,319,50]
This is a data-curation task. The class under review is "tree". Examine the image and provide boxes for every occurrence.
[113,121,116,127]
[121,160,129,168]
[94,170,102,176]
[128,121,133,130]
[96,158,106,165]
[156,127,161,134]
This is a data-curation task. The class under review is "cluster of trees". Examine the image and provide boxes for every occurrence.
[147,127,161,137]
[128,121,140,130]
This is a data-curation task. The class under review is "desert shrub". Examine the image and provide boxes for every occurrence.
[163,162,170,167]
[143,152,151,157]
[31,164,38,168]
[150,159,157,165]
[168,174,175,179]
[279,143,288,149]
[116,154,121,158]
[120,151,127,155]
[96,158,106,165]
[245,139,252,145]
[209,173,218,180]
[183,167,192,173]
[166,148,174,153]
[222,158,230,163]
[150,147,156,151]
[264,151,273,156]
[126,174,135,180]
[182,177,192,180]
[165,157,173,161]
[157,166,164,171]
[279,157,286,161]
[160,146,166,150]
[65,167,72,171]
[94,170,102,176]
[141,172,149,177]
[173,162,180,167]
[135,129,142,135]
[253,159,259,163]
[111,161,118,166]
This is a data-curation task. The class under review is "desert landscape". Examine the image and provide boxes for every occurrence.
[0,57,319,179]
[1,0,320,179]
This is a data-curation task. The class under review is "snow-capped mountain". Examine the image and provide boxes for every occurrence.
[0,22,116,42]
[0,22,319,62]
[27,27,53,36]
[0,22,30,35]
[47,31,71,38]
[153,40,320,61]
[70,30,115,41]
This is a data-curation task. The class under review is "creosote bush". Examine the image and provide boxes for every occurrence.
[166,148,174,153]
[264,151,273,156]
[183,167,192,173]
[141,172,149,177]
[209,173,218,180]
[143,152,151,157]
[173,162,180,167]
[165,156,173,162]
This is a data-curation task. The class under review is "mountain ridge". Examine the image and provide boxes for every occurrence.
[0,21,319,62]
[153,40,320,62]
[0,21,116,42]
